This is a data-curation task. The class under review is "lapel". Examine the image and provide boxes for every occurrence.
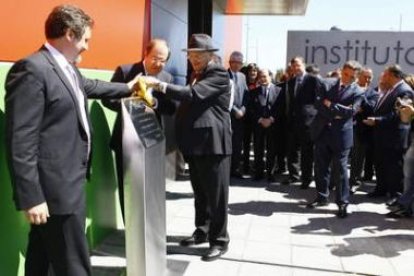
[377,83,400,111]
[339,83,354,102]
[258,86,267,106]
[40,47,86,127]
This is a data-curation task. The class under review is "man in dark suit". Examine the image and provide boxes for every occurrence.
[4,5,138,275]
[144,33,231,262]
[307,60,363,218]
[364,65,414,203]
[102,39,176,218]
[227,51,249,177]
[350,67,378,193]
[250,68,283,181]
[284,56,320,188]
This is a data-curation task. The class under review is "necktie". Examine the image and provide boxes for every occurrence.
[337,84,345,101]
[294,76,302,96]
[66,64,91,156]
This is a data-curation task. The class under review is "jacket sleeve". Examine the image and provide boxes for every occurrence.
[5,59,46,210]
[101,66,127,112]
[165,65,229,102]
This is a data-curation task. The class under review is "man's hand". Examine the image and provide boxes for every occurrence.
[260,118,272,128]
[127,73,143,91]
[323,99,332,108]
[363,117,376,126]
[399,105,414,123]
[234,109,244,119]
[24,202,49,225]
[141,76,161,88]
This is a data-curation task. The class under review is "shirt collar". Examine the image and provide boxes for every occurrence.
[44,42,71,71]
[391,80,404,91]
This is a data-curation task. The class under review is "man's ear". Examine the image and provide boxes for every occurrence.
[65,28,76,41]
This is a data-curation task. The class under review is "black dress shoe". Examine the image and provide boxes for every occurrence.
[282,177,299,185]
[336,204,348,218]
[201,246,228,262]
[306,198,329,208]
[386,196,400,207]
[386,206,412,218]
[179,233,208,246]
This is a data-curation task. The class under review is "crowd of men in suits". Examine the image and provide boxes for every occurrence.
[229,54,414,219]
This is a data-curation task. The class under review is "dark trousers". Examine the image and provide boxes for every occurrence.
[286,126,300,180]
[314,138,351,205]
[242,118,254,173]
[25,210,91,276]
[114,147,125,220]
[253,125,276,177]
[363,142,375,180]
[299,127,314,183]
[374,146,405,196]
[350,132,366,186]
[231,116,244,173]
[187,155,230,248]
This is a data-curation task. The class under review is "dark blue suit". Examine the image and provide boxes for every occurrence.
[311,78,363,204]
[372,81,414,196]
[250,83,283,178]
[350,87,379,185]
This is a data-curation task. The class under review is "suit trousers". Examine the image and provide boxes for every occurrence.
[374,146,405,196]
[187,155,230,248]
[114,146,125,220]
[253,125,276,177]
[398,141,414,209]
[231,116,244,173]
[25,210,91,276]
[314,135,351,205]
[299,127,314,183]
[286,126,301,180]
[242,116,254,173]
[350,131,366,186]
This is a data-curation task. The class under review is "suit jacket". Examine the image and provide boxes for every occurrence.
[101,62,175,151]
[373,81,414,149]
[292,74,320,128]
[228,69,248,116]
[310,78,363,150]
[354,87,379,142]
[5,46,131,213]
[164,61,232,156]
[250,83,283,125]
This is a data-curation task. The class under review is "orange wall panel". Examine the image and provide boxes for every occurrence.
[223,15,243,65]
[0,0,148,70]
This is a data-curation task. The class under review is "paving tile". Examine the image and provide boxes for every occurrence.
[238,262,292,276]
[243,241,291,265]
[93,176,414,276]
[291,245,343,271]
[182,259,240,276]
[340,254,396,275]
[247,224,291,244]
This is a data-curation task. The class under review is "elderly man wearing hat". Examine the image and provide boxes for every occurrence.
[145,33,232,261]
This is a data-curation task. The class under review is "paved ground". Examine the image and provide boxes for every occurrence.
[91,175,414,276]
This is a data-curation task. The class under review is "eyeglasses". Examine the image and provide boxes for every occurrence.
[149,56,167,64]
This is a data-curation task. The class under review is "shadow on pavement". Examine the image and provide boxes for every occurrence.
[330,234,414,258]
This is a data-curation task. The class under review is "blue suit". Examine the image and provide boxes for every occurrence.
[372,81,414,196]
[311,78,363,204]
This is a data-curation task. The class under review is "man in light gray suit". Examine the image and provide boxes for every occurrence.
[228,51,249,177]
